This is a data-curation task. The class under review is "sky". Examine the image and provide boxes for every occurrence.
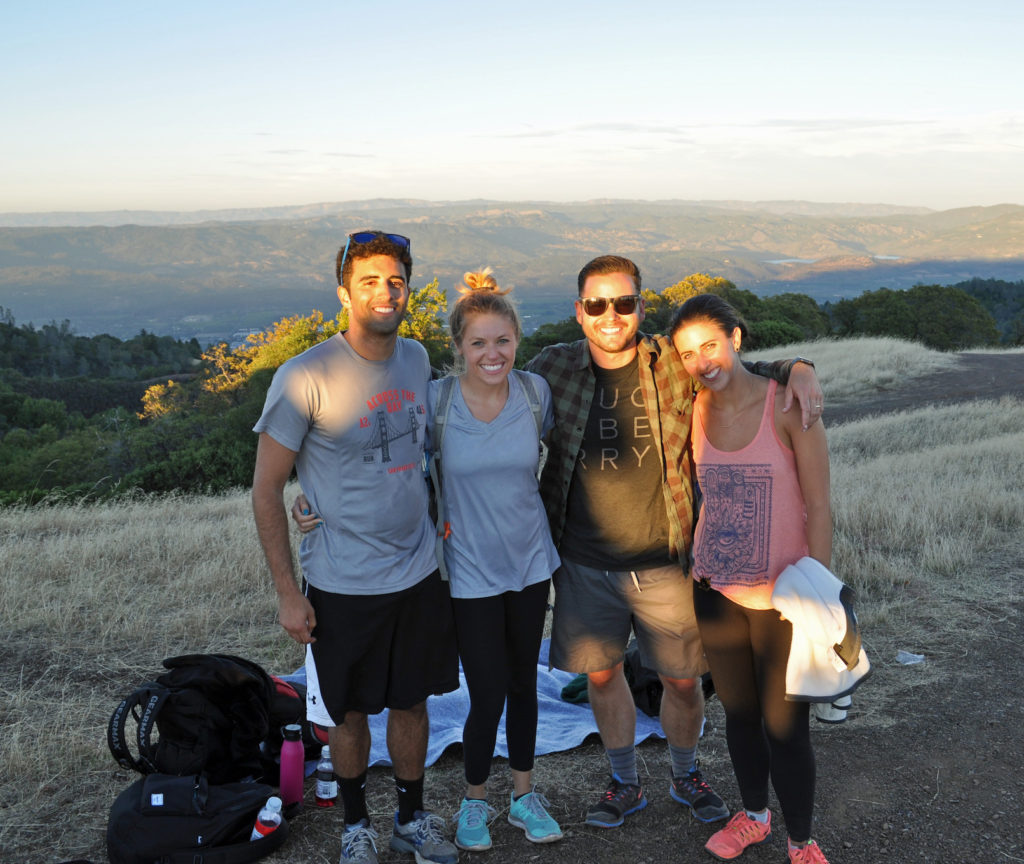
[2,0,1022,213]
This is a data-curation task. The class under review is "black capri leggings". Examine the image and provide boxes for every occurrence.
[451,579,550,786]
[694,585,816,842]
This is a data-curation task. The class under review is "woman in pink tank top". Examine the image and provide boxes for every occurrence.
[670,294,834,864]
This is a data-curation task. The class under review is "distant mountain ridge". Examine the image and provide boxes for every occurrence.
[0,198,935,228]
[1,199,1022,343]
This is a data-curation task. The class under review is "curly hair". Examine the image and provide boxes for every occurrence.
[448,268,522,371]
[335,230,413,288]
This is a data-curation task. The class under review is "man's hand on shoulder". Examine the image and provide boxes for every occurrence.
[781,360,824,430]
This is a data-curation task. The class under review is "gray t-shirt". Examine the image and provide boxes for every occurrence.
[254,333,436,595]
[428,371,560,600]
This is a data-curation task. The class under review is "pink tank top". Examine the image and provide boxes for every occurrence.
[692,379,808,610]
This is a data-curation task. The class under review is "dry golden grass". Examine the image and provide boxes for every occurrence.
[1,339,1022,863]
[745,336,962,403]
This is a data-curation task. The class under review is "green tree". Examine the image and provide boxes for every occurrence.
[760,293,830,340]
[905,285,999,350]
[399,279,451,368]
[747,319,805,349]
[955,278,1024,344]
[14,396,69,434]
[830,284,999,350]
[642,274,739,333]
[519,317,583,366]
[830,287,916,340]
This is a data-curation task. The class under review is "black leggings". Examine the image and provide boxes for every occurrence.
[694,586,815,842]
[451,579,550,786]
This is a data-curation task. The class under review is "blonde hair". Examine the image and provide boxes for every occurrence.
[448,269,523,369]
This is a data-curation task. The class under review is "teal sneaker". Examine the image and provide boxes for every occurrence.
[389,810,458,864]
[507,790,563,844]
[454,798,496,852]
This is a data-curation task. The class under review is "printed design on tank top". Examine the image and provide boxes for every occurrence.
[357,387,426,473]
[697,463,773,583]
[578,381,655,472]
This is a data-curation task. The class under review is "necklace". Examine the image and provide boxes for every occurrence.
[700,378,761,429]
[704,399,755,428]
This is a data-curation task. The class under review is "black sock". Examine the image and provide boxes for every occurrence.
[339,772,369,826]
[395,775,424,824]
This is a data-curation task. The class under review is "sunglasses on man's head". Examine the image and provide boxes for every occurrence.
[338,231,412,282]
[578,294,641,317]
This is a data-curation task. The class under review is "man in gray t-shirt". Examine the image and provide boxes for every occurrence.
[251,231,458,864]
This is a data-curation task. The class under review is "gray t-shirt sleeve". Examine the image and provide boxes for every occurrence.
[253,358,313,451]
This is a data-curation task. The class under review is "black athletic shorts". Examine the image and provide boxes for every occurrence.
[304,570,459,725]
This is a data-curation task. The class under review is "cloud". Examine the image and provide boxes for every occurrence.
[494,121,691,139]
[747,117,931,132]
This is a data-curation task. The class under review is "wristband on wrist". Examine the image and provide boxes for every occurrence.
[792,356,815,369]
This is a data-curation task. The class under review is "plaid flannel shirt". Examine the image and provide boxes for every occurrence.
[526,332,697,562]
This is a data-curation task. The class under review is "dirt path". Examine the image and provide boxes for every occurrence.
[826,351,1024,425]
[796,351,1024,862]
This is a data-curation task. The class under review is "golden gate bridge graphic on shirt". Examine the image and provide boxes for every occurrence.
[362,407,423,464]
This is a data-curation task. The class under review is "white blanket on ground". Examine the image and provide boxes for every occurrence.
[286,639,667,767]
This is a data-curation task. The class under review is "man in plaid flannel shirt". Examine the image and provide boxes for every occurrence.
[526,255,823,829]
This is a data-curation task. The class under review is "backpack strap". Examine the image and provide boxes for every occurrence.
[428,372,547,578]
[107,683,166,774]
[134,685,173,774]
[164,817,290,864]
[510,369,548,479]
[428,376,458,581]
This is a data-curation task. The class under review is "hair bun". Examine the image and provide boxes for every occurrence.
[459,267,511,296]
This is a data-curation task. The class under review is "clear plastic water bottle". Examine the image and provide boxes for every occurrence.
[278,723,305,807]
[314,744,338,807]
[250,795,283,841]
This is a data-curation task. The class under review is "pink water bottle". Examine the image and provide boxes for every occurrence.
[279,723,304,807]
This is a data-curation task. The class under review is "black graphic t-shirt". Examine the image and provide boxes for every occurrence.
[559,358,672,570]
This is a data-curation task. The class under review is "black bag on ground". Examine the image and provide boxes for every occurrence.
[259,674,329,783]
[108,654,275,784]
[106,774,287,864]
[623,640,664,718]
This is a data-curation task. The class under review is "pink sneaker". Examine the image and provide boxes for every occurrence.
[704,810,771,860]
[788,839,830,863]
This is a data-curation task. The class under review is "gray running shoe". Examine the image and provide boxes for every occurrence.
[340,819,379,863]
[389,810,458,864]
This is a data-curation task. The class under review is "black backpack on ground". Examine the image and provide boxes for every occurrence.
[108,654,275,785]
[106,773,288,864]
[260,674,329,782]
[622,639,716,717]
[623,640,665,718]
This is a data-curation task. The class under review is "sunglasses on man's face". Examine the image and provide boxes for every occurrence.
[578,294,641,317]
[339,231,412,281]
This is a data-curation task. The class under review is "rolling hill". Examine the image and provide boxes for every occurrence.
[2,199,1022,343]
